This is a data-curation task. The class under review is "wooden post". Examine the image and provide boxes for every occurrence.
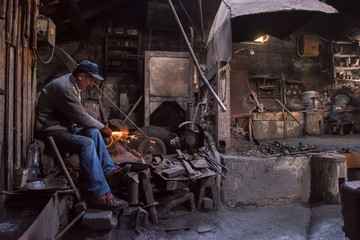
[14,0,22,169]
[0,0,6,191]
[21,0,30,165]
[31,0,38,50]
[310,153,347,204]
[5,0,15,190]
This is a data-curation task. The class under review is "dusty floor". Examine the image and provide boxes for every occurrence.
[64,134,359,240]
[66,203,347,240]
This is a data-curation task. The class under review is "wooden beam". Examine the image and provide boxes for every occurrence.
[5,44,15,190]
[14,0,22,169]
[60,0,89,37]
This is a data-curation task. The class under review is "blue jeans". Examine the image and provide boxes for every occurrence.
[43,128,115,200]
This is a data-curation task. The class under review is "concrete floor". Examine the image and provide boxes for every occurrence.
[65,134,359,239]
[66,203,348,240]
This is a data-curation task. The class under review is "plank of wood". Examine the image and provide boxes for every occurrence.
[6,44,15,190]
[11,0,18,47]
[28,48,33,143]
[31,0,39,49]
[14,2,22,169]
[21,46,28,165]
[5,0,12,43]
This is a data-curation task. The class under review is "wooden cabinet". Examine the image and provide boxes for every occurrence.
[332,41,360,84]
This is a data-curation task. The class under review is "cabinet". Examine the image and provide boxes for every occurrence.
[332,41,360,84]
[105,32,139,76]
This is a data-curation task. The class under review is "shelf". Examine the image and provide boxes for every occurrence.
[107,33,138,40]
[334,54,359,58]
[334,66,360,71]
[107,56,139,61]
[336,78,360,82]
[107,45,138,51]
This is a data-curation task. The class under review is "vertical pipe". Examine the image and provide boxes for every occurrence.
[198,0,205,42]
[167,0,227,112]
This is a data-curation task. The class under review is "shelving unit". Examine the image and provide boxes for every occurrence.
[105,32,139,77]
[331,41,360,84]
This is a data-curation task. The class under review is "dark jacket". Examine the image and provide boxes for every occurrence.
[35,73,104,135]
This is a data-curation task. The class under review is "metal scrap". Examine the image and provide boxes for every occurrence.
[260,141,321,156]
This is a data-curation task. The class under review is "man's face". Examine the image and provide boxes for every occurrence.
[77,73,96,90]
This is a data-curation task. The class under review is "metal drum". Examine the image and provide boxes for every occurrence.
[301,91,319,110]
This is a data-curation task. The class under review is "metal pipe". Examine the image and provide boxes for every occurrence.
[191,101,206,131]
[167,0,227,112]
[53,210,86,240]
[198,0,205,41]
[204,131,222,207]
[48,136,81,201]
[93,83,148,138]
[123,95,142,123]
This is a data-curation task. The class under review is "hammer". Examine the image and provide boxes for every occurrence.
[176,149,195,177]
[48,136,87,214]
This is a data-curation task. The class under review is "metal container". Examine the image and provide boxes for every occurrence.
[301,91,319,110]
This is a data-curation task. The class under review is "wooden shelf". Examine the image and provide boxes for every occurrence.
[336,78,360,82]
[334,66,360,71]
[334,54,359,58]
[107,45,138,51]
[107,33,138,39]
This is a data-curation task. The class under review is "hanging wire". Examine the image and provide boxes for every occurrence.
[177,0,205,43]
[93,83,148,138]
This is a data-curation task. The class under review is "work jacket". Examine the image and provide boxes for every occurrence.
[35,73,104,135]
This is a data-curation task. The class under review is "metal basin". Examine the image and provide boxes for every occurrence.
[24,178,67,193]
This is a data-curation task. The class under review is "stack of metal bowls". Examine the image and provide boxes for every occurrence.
[301,91,319,110]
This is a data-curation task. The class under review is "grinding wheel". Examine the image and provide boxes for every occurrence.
[137,137,166,157]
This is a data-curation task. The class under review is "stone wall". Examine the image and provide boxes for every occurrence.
[221,155,310,206]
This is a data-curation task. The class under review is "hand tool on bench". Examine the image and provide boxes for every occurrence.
[176,149,195,177]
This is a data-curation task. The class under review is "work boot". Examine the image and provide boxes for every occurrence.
[90,192,129,209]
[106,164,131,189]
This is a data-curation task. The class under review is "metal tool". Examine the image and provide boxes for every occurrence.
[127,172,139,206]
[167,0,227,112]
[93,83,148,138]
[176,149,195,177]
[48,136,87,214]
[139,170,158,224]
[274,98,310,135]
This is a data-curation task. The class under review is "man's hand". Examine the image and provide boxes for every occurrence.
[100,123,112,138]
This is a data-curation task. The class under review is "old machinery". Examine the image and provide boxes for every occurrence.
[37,15,56,47]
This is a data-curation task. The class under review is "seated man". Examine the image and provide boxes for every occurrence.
[35,60,129,209]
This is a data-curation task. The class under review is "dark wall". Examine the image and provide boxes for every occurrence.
[229,33,333,113]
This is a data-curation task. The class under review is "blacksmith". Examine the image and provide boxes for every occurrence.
[35,60,129,209]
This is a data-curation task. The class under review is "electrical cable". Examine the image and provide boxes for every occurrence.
[35,45,55,64]
[177,0,204,43]
[93,83,148,138]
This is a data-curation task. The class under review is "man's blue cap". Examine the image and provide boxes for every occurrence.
[76,60,104,80]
